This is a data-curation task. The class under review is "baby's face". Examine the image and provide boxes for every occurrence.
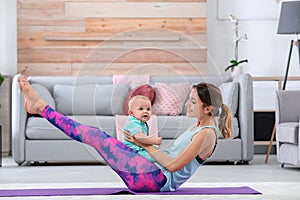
[130,98,152,122]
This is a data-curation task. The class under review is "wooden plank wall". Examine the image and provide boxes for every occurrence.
[17,0,207,76]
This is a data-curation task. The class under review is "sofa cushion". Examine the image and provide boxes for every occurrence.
[157,116,197,139]
[207,139,242,162]
[122,84,156,115]
[218,82,239,116]
[152,82,191,116]
[32,84,56,109]
[26,116,117,139]
[277,122,299,145]
[53,84,129,115]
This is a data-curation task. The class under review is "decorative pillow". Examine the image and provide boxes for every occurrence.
[53,84,129,115]
[32,84,55,109]
[95,84,130,115]
[152,82,191,116]
[218,82,239,116]
[53,84,96,115]
[122,84,156,115]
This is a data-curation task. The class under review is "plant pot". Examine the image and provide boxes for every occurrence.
[230,66,243,80]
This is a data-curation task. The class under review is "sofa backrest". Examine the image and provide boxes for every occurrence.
[276,90,300,123]
[29,75,236,117]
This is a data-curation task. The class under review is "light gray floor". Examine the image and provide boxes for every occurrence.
[0,154,300,199]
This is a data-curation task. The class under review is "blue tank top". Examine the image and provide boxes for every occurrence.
[157,126,219,192]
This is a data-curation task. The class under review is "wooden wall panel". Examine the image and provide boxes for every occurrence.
[18,32,206,47]
[17,0,207,76]
[19,48,207,63]
[18,63,207,76]
[65,2,206,18]
[18,63,72,76]
[86,18,206,33]
[72,63,207,76]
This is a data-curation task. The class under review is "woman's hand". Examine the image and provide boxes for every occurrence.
[124,130,147,147]
[124,130,134,142]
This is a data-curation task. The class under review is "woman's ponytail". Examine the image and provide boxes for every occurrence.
[218,104,233,139]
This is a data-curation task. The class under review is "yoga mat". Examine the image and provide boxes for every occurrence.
[0,186,261,197]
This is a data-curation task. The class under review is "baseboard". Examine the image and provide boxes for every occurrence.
[254,144,276,154]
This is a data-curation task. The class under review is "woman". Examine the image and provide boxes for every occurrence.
[18,75,232,192]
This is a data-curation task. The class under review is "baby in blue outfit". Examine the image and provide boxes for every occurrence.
[122,95,162,162]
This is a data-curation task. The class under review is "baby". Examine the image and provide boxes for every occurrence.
[122,95,162,162]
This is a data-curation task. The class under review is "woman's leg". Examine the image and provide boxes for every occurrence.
[18,76,166,192]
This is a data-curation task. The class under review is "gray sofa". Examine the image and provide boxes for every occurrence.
[12,74,254,165]
[275,90,300,167]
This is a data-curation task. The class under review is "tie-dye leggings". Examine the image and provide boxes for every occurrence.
[41,105,167,192]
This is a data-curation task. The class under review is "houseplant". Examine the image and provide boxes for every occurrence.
[225,14,248,77]
[0,73,4,86]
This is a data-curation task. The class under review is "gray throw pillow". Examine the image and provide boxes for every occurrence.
[95,84,130,115]
[53,84,129,115]
[53,84,95,115]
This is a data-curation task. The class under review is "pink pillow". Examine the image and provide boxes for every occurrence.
[152,82,191,116]
[122,84,156,115]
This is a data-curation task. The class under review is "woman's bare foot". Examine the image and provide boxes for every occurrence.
[18,75,47,115]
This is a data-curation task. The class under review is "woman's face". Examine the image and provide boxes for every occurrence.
[185,88,205,118]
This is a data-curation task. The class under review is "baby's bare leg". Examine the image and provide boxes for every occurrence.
[18,75,47,115]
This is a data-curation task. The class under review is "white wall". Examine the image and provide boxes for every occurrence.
[207,0,300,77]
[1,0,299,77]
[0,0,17,76]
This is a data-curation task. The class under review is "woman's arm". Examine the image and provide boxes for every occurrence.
[125,129,216,172]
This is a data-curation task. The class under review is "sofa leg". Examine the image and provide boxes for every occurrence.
[281,163,285,168]
[236,160,249,165]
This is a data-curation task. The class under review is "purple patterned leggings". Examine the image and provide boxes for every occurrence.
[41,105,166,192]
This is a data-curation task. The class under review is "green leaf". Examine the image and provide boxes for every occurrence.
[0,73,4,86]
[237,59,248,65]
[225,59,248,72]
[230,60,238,65]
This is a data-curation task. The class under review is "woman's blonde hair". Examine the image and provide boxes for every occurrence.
[193,83,233,139]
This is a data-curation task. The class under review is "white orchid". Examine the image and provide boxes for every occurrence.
[225,14,248,72]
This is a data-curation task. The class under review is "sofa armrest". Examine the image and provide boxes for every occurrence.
[234,73,254,161]
[298,117,300,160]
[12,75,27,165]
